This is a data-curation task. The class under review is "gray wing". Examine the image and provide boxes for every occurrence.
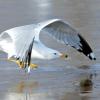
[40,19,95,60]
[42,21,81,49]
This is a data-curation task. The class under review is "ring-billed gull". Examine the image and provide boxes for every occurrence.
[0,19,96,73]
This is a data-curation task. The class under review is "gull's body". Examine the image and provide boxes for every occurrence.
[0,23,62,60]
[0,19,96,73]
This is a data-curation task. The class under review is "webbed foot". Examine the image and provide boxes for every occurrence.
[29,63,38,69]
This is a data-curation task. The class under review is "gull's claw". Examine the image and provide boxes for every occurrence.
[29,63,38,69]
[8,58,38,74]
[25,64,38,73]
[8,58,38,70]
[26,64,38,73]
[8,58,25,69]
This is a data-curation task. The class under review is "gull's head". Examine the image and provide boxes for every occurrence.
[45,50,68,60]
[46,51,61,59]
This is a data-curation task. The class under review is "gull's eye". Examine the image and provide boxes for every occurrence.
[54,53,57,55]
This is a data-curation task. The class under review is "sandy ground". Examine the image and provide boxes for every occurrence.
[0,0,100,100]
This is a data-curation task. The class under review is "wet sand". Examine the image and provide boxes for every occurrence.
[0,0,100,100]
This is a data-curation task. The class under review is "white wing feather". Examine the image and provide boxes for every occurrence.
[0,24,37,61]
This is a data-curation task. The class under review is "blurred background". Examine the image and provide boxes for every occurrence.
[0,0,100,100]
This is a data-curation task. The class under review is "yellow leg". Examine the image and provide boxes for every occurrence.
[8,58,38,69]
[8,58,16,62]
[16,61,25,69]
[29,63,38,69]
[8,58,24,69]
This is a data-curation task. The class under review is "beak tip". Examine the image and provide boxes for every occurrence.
[65,54,68,58]
[60,53,68,59]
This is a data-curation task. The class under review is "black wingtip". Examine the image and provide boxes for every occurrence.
[88,52,96,60]
[89,56,96,60]
[78,34,94,59]
[94,58,96,60]
[93,58,96,60]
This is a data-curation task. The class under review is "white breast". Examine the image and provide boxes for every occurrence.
[31,49,45,59]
